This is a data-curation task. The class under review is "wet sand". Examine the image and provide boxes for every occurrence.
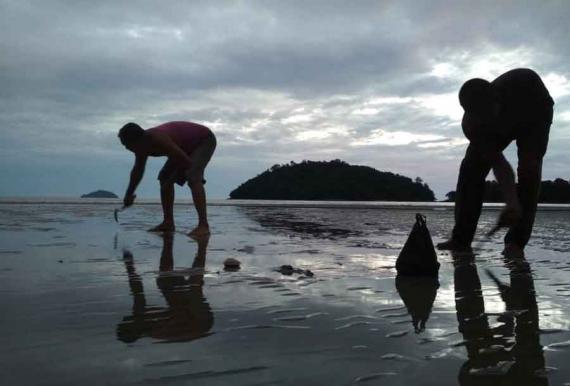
[1,201,570,385]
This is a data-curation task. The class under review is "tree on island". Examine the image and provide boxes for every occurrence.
[444,178,570,203]
[229,160,435,201]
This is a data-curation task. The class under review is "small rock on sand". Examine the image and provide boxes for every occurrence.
[275,265,314,277]
[224,258,241,271]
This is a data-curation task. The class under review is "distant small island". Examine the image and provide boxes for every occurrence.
[81,190,118,198]
[229,160,435,201]
[445,178,570,203]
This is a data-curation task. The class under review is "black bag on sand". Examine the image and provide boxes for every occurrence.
[396,213,440,277]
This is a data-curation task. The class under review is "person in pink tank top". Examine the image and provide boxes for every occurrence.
[118,121,217,237]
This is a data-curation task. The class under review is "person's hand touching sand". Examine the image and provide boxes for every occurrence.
[123,193,136,208]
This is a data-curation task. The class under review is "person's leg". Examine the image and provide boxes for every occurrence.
[438,143,492,250]
[503,153,542,251]
[504,106,552,256]
[188,180,210,236]
[150,160,178,232]
[187,133,216,237]
[149,180,176,232]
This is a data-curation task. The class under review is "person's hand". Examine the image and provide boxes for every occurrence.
[487,204,522,237]
[123,194,136,207]
[497,205,522,228]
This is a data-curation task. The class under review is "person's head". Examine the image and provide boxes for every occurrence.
[458,78,496,117]
[118,122,145,151]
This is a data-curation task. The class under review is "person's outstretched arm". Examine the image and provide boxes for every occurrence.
[124,154,147,207]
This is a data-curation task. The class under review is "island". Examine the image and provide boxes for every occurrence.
[229,160,435,201]
[445,178,570,203]
[81,190,118,198]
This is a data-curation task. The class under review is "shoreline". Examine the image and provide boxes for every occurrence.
[1,197,570,210]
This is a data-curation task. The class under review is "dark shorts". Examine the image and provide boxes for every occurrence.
[158,131,217,186]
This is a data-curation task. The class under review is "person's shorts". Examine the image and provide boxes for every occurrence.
[158,131,217,186]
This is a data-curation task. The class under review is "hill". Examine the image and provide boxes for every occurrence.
[229,160,435,201]
[445,178,570,203]
[81,190,118,198]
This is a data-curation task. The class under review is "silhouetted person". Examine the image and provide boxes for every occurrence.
[438,69,554,258]
[395,275,439,333]
[118,121,216,236]
[116,233,213,343]
[452,252,547,386]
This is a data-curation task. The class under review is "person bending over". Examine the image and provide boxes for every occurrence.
[118,121,217,236]
[438,68,554,258]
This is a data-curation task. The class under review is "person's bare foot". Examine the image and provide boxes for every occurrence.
[436,239,472,252]
[148,222,175,232]
[188,224,210,237]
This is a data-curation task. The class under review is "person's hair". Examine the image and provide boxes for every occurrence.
[118,122,145,146]
[458,78,494,113]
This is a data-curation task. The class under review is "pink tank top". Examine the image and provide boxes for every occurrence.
[149,121,211,154]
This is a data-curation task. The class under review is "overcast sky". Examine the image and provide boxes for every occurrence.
[1,1,570,200]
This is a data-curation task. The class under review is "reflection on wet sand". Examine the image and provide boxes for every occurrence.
[453,253,548,385]
[117,234,213,343]
[395,276,439,333]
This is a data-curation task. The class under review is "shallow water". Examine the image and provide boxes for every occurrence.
[1,201,570,385]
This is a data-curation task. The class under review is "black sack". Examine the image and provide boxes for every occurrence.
[396,213,440,277]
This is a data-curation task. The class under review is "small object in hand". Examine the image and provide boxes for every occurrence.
[486,223,502,238]
[115,194,135,223]
[224,258,241,271]
[486,207,522,237]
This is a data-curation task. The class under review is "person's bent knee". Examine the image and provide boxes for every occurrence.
[187,170,205,188]
[188,178,204,189]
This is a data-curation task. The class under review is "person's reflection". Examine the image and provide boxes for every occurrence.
[395,276,439,333]
[116,233,214,343]
[453,252,548,385]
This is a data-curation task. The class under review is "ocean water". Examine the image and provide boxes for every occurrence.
[1,199,570,385]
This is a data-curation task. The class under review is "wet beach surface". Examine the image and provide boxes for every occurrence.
[1,202,570,385]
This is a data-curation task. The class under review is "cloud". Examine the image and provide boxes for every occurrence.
[351,130,445,147]
[1,1,570,199]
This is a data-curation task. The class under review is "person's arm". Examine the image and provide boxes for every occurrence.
[124,154,147,207]
[463,113,521,213]
[150,131,192,166]
[479,146,522,224]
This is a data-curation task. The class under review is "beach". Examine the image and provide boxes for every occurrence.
[1,200,570,385]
